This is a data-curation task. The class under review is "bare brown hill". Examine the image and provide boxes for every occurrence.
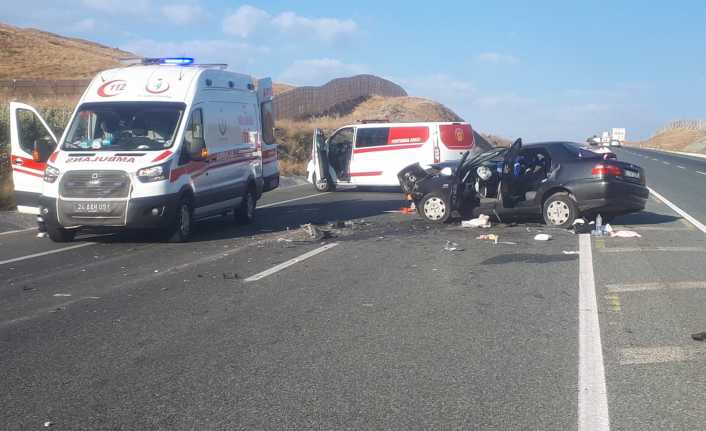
[627,128,706,154]
[0,22,131,80]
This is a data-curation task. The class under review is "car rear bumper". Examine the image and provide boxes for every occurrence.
[572,179,649,214]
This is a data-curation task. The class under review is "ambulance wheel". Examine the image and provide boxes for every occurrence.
[419,193,451,223]
[168,198,193,242]
[235,189,256,224]
[313,173,334,192]
[46,224,76,243]
[542,192,577,229]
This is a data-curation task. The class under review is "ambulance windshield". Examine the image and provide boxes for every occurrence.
[63,102,185,151]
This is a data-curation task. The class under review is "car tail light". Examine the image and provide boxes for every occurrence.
[592,163,623,177]
[433,142,440,163]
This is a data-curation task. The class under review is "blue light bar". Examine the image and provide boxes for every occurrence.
[141,57,195,66]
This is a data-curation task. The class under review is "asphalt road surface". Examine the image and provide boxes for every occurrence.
[1,156,706,430]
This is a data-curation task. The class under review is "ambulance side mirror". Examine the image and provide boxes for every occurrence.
[188,137,206,161]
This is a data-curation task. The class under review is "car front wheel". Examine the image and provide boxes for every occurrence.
[542,192,577,228]
[419,193,451,223]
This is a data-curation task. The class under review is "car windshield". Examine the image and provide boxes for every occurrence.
[62,102,185,151]
[461,148,506,170]
[562,143,602,160]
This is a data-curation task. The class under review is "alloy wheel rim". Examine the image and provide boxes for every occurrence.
[547,201,570,225]
[423,197,446,220]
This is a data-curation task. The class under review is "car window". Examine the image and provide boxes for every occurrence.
[355,127,389,148]
[562,143,601,159]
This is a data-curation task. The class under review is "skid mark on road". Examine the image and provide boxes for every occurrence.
[619,346,706,365]
[607,281,706,293]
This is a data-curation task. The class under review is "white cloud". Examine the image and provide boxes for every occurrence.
[477,52,520,65]
[123,38,270,70]
[278,59,367,86]
[81,0,151,13]
[222,5,271,38]
[271,11,358,43]
[161,4,205,25]
[72,18,96,32]
[222,5,359,43]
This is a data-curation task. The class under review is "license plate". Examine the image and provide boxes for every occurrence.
[624,170,639,179]
[73,202,113,213]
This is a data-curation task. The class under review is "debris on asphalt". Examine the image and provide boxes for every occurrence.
[562,250,580,255]
[610,230,641,238]
[53,293,71,297]
[497,241,518,245]
[301,223,335,240]
[400,207,416,214]
[36,232,47,238]
[461,214,491,228]
[444,241,464,252]
[22,286,35,291]
[534,234,552,241]
[43,421,53,427]
[330,220,346,228]
[692,332,706,341]
[277,237,293,243]
[572,218,593,234]
[222,272,239,280]
[50,307,65,313]
[477,234,499,244]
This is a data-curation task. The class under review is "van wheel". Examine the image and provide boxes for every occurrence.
[543,192,577,229]
[313,173,334,192]
[168,198,193,242]
[46,224,76,243]
[235,189,256,224]
[419,193,451,223]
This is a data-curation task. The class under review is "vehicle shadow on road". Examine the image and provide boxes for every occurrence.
[611,211,681,226]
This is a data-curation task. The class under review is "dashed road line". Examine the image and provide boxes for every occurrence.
[579,234,610,431]
[697,171,706,176]
[0,242,95,266]
[677,165,686,169]
[0,227,36,236]
[662,161,671,165]
[244,242,339,282]
[648,187,706,233]
[258,192,331,209]
[607,281,706,292]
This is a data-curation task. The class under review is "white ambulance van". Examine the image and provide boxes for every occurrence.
[307,121,476,191]
[9,57,279,242]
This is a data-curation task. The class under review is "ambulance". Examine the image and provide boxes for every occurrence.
[9,57,279,242]
[307,121,476,191]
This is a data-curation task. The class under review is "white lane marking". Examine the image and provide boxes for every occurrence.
[648,187,706,233]
[258,192,331,209]
[652,158,659,161]
[607,281,706,292]
[600,246,706,253]
[0,227,37,236]
[53,293,72,297]
[619,346,706,365]
[677,165,686,169]
[578,234,610,431]
[0,243,95,266]
[244,242,338,282]
[697,171,706,176]
[662,161,671,165]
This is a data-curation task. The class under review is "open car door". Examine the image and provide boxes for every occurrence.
[9,102,58,214]
[499,138,522,208]
[312,128,333,190]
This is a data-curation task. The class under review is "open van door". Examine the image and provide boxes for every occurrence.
[9,102,58,214]
[499,138,522,208]
[312,128,334,192]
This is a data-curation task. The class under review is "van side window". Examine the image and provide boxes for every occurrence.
[355,127,390,148]
[16,109,57,157]
[261,100,275,145]
[181,108,204,164]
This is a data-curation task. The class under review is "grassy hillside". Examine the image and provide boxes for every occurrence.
[0,22,131,80]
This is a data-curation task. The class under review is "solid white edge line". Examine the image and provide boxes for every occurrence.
[0,227,37,236]
[648,187,706,233]
[244,242,338,282]
[578,234,610,431]
[0,242,95,266]
[258,192,330,209]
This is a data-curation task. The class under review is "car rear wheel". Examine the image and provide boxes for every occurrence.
[543,192,577,229]
[420,193,451,223]
[313,173,334,192]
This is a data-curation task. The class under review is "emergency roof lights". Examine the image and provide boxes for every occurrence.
[141,57,195,66]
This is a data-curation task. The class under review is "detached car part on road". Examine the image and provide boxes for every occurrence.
[398,139,649,228]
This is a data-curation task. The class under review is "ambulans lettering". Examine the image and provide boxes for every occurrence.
[97,80,127,97]
[66,156,136,163]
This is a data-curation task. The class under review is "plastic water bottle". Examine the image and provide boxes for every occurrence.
[595,214,603,236]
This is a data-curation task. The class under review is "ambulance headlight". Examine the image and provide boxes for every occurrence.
[44,166,60,183]
[477,166,492,181]
[137,162,171,183]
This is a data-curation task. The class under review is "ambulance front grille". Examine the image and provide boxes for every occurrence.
[60,170,131,198]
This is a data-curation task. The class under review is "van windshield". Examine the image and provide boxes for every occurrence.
[62,102,185,151]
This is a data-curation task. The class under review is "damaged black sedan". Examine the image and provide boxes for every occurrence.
[398,139,649,228]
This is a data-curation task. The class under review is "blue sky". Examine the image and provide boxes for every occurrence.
[2,0,706,141]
